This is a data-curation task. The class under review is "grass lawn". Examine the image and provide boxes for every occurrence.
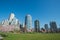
[3,33,60,40]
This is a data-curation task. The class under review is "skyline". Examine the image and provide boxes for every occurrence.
[0,0,60,28]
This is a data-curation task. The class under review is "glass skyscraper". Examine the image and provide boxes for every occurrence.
[50,21,57,32]
[44,24,48,32]
[34,20,40,32]
[25,14,32,32]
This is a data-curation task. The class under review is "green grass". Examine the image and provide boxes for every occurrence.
[3,33,60,40]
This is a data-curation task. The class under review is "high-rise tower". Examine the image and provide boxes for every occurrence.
[9,13,15,21]
[25,14,32,32]
[50,21,57,32]
[34,20,40,32]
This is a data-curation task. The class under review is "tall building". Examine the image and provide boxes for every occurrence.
[9,13,15,22]
[2,19,9,25]
[8,13,20,26]
[34,20,40,32]
[25,14,32,32]
[1,13,20,32]
[44,24,48,32]
[50,21,57,32]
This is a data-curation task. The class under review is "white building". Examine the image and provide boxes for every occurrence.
[1,13,20,32]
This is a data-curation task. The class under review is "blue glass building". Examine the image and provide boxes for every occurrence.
[25,14,32,32]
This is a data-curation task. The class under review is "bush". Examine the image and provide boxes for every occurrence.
[0,33,8,37]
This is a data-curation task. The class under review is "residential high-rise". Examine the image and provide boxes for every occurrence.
[1,13,20,32]
[9,13,15,22]
[8,13,20,25]
[44,24,48,32]
[34,20,40,32]
[50,21,57,32]
[25,14,32,32]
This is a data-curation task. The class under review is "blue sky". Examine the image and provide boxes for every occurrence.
[0,0,60,28]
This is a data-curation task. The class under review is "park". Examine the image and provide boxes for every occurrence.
[0,32,60,40]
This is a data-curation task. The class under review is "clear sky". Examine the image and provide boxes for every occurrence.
[0,0,60,28]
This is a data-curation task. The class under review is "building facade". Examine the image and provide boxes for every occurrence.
[50,21,57,32]
[25,14,32,32]
[34,20,40,32]
[44,24,48,32]
[1,13,20,32]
